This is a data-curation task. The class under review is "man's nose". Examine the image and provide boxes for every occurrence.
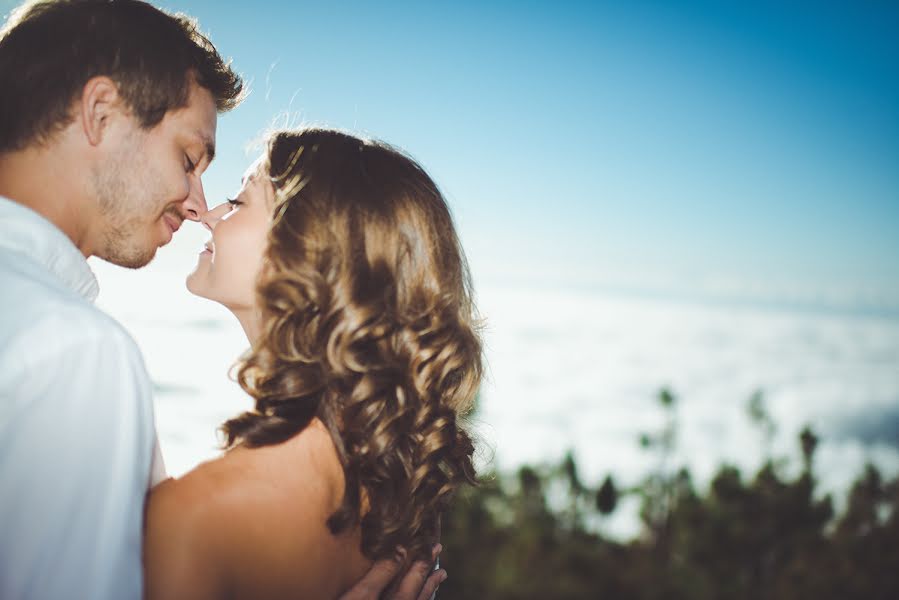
[182,174,208,222]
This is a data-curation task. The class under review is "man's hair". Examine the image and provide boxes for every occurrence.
[0,0,244,153]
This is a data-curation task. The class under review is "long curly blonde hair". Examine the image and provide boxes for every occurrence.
[222,128,483,561]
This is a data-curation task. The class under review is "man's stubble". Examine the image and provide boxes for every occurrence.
[91,130,165,270]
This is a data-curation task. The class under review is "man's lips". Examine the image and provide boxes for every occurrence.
[162,214,182,236]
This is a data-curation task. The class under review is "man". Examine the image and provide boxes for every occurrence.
[0,1,443,598]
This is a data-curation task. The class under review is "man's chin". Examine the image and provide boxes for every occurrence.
[100,247,158,270]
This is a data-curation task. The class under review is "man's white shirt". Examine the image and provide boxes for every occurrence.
[0,196,165,599]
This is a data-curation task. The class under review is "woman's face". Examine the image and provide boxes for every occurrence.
[186,159,272,310]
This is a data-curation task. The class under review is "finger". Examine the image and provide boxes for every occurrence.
[391,559,433,600]
[430,543,442,565]
[416,569,447,600]
[393,541,441,600]
[338,554,404,600]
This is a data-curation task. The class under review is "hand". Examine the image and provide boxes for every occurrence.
[338,544,446,600]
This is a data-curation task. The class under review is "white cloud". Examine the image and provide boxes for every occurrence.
[475,283,899,537]
[92,248,899,540]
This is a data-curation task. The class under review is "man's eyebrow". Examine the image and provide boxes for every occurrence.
[198,131,216,164]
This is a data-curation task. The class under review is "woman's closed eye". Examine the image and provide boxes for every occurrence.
[227,197,243,208]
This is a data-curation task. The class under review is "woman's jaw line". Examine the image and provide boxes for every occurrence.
[184,274,262,348]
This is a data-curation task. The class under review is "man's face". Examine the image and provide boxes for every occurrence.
[92,80,217,268]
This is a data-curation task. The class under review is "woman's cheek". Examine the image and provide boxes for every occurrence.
[232,229,268,303]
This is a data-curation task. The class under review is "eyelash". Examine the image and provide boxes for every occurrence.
[184,155,196,173]
[227,198,242,207]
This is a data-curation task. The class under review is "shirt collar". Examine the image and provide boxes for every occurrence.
[0,196,99,302]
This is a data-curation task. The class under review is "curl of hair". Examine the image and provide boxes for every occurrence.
[222,128,483,561]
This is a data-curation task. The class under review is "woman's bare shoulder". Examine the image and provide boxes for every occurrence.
[145,426,362,598]
[146,453,283,553]
[144,457,248,599]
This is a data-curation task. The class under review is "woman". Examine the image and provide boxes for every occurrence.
[144,128,483,599]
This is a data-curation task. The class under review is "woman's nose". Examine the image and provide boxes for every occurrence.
[200,212,213,233]
[200,202,230,232]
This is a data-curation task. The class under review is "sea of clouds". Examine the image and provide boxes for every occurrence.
[92,230,899,540]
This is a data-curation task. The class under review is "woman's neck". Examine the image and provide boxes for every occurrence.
[232,307,262,348]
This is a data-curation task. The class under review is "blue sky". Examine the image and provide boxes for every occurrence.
[4,0,898,313]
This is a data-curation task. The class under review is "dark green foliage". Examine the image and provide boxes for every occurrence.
[438,390,899,599]
[596,475,618,515]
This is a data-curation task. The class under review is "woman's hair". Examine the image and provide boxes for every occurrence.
[222,127,483,561]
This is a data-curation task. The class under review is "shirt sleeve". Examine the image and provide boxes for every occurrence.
[0,321,155,600]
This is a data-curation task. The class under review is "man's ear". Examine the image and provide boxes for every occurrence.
[79,76,123,146]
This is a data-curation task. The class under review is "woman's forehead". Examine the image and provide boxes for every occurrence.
[242,155,266,185]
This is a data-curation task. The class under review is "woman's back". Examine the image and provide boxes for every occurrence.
[144,418,372,599]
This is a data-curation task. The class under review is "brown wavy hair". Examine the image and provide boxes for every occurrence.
[222,128,483,561]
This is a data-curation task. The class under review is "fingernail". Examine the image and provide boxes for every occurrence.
[440,572,448,582]
[432,543,443,555]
